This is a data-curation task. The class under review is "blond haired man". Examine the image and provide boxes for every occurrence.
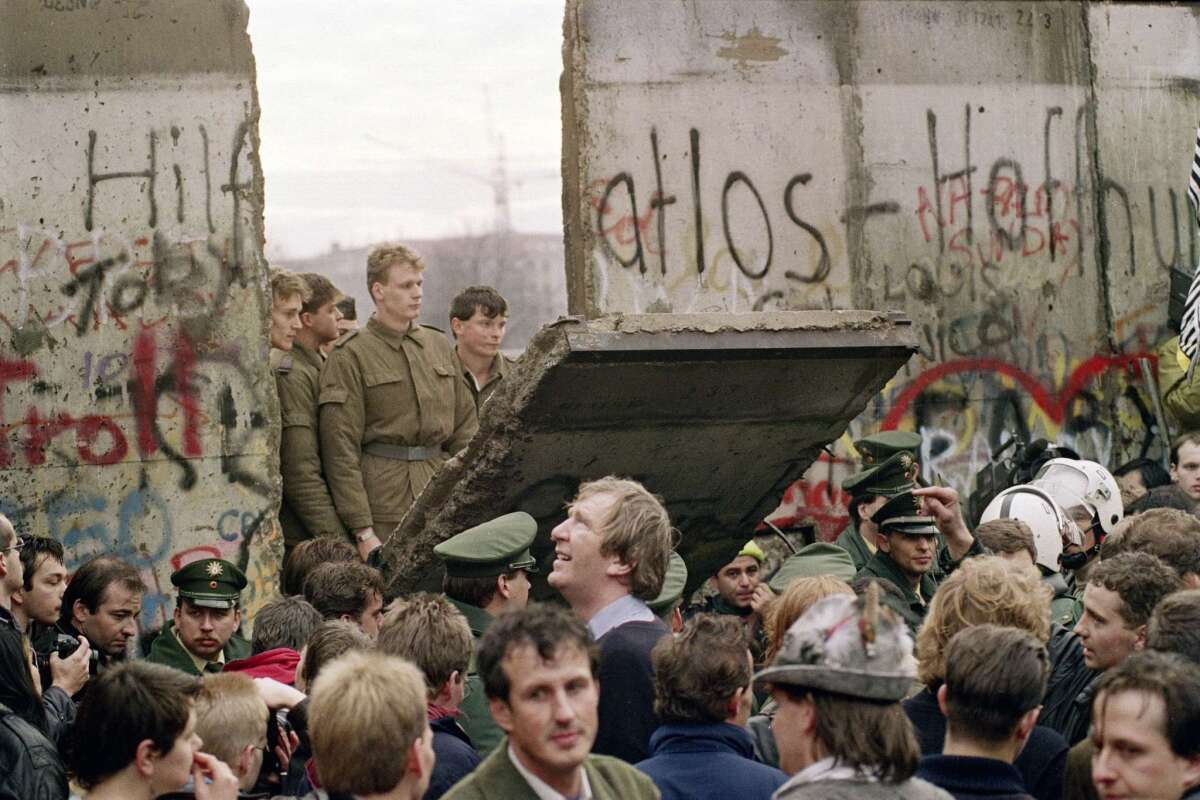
[549,476,673,763]
[189,673,270,794]
[379,593,480,799]
[306,650,436,800]
[319,243,478,561]
[269,269,309,353]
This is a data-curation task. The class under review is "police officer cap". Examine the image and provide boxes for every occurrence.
[854,431,922,466]
[841,451,920,498]
[648,552,688,616]
[870,490,938,536]
[768,542,857,592]
[434,511,539,579]
[171,558,246,610]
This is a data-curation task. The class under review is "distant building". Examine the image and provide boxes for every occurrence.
[279,231,567,352]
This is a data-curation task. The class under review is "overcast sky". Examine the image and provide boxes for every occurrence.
[246,1,565,259]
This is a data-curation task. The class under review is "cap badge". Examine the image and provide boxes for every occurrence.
[206,562,224,577]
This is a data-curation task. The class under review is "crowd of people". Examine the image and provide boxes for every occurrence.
[2,242,1200,800]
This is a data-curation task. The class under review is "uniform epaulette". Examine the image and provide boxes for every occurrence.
[332,328,361,348]
[419,323,446,334]
[269,349,292,373]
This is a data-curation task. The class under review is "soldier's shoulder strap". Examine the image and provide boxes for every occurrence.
[330,328,361,349]
[269,349,293,373]
[418,323,446,334]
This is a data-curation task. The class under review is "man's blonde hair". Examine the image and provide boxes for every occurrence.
[194,673,268,770]
[309,651,428,795]
[574,477,673,600]
[379,593,473,700]
[269,268,310,305]
[915,556,1052,687]
[366,243,424,298]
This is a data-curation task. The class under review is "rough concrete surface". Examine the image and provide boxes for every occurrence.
[383,311,916,597]
[0,1,279,634]
[563,1,1200,533]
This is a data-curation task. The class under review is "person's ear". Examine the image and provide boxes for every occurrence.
[450,318,464,339]
[708,575,718,590]
[496,573,512,601]
[936,683,950,716]
[489,697,515,735]
[405,730,430,778]
[73,598,89,626]
[605,556,633,580]
[237,743,256,781]
[1133,624,1148,652]
[1180,754,1200,793]
[725,686,746,719]
[1015,706,1040,747]
[134,739,159,778]
[875,532,892,553]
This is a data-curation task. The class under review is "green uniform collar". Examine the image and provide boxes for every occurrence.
[367,315,426,350]
[290,340,324,371]
[862,550,938,609]
[447,597,494,638]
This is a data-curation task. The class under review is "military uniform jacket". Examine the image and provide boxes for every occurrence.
[834,521,875,573]
[447,598,503,756]
[459,351,517,412]
[441,739,661,800]
[146,621,251,677]
[274,344,347,547]
[855,538,984,633]
[319,317,478,531]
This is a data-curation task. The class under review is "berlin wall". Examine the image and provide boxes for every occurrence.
[563,0,1200,539]
[0,1,279,633]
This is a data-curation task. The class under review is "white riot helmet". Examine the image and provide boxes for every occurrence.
[1032,458,1124,536]
[980,484,1083,574]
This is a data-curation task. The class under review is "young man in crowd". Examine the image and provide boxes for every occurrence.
[686,540,773,666]
[12,534,89,744]
[61,553,145,669]
[1089,651,1200,800]
[442,603,660,799]
[178,672,270,798]
[301,559,385,638]
[268,268,307,354]
[434,511,538,755]
[223,595,323,685]
[67,661,238,800]
[548,476,673,763]
[1105,508,1200,588]
[276,271,350,557]
[320,243,478,561]
[855,486,981,632]
[379,593,481,799]
[449,285,515,411]
[280,537,357,597]
[756,586,950,799]
[636,614,787,800]
[148,558,251,676]
[304,650,438,800]
[0,516,45,733]
[916,625,1049,800]
[1169,431,1200,505]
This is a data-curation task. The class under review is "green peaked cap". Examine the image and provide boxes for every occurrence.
[768,542,857,592]
[842,450,920,498]
[649,552,688,616]
[434,511,539,579]
[171,558,246,609]
[854,431,922,466]
[871,490,938,536]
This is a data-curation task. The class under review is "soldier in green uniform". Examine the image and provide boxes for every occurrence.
[433,511,538,757]
[855,487,983,633]
[146,558,250,676]
[319,244,479,561]
[275,272,350,558]
[835,450,921,572]
[450,286,519,412]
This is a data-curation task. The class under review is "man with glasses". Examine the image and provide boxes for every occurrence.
[0,517,46,732]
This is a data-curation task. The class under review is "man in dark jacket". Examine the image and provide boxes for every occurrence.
[636,614,786,800]
[378,593,481,799]
[0,519,43,735]
[548,477,673,763]
[916,625,1046,800]
[856,487,983,633]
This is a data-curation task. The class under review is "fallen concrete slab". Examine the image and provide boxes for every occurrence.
[383,310,916,598]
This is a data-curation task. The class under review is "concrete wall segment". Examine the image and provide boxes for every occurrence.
[0,1,279,637]
[564,0,1200,520]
